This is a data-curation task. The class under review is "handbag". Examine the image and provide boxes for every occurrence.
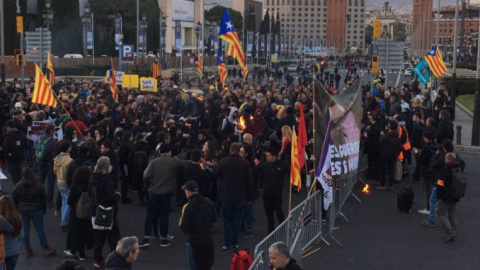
[92,185,113,228]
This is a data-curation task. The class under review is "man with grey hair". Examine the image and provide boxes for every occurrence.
[268,241,302,270]
[105,236,140,270]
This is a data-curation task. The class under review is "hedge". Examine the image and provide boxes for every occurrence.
[443,77,476,96]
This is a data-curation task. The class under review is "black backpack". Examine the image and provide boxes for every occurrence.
[397,188,414,213]
[134,150,149,172]
[7,130,27,160]
[451,168,467,199]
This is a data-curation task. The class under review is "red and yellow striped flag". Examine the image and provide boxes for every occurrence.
[109,58,118,102]
[47,52,55,85]
[32,64,57,107]
[424,46,447,78]
[290,129,301,191]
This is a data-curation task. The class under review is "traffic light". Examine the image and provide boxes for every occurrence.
[373,19,381,38]
[371,56,379,74]
[16,16,23,34]
[15,49,25,66]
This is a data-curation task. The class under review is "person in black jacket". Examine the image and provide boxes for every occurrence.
[436,152,460,242]
[268,241,302,270]
[104,236,139,270]
[100,141,119,189]
[364,113,382,183]
[128,133,152,205]
[378,120,403,191]
[2,120,28,186]
[254,148,289,233]
[214,142,254,251]
[436,110,454,144]
[179,181,216,270]
[90,157,121,269]
[414,131,438,215]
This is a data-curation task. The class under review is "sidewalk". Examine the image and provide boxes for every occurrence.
[453,102,479,151]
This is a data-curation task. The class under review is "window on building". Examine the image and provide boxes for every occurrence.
[282,0,285,5]
[305,13,308,17]
[292,7,295,11]
[277,0,280,5]
[355,0,358,6]
[361,0,364,5]
[318,0,321,5]
[317,19,320,22]
[349,0,352,5]
[305,0,308,5]
[298,18,302,22]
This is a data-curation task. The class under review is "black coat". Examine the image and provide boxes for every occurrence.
[254,160,289,200]
[436,162,461,203]
[105,251,132,270]
[215,154,254,203]
[365,122,381,156]
[66,184,94,251]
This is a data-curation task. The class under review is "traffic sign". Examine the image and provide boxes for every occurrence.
[25,28,52,63]
[376,38,404,70]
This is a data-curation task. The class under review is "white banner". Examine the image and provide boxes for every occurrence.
[172,0,194,22]
[27,120,63,142]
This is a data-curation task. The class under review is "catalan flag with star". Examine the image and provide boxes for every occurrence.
[424,45,447,78]
[219,8,248,80]
[217,48,227,89]
[194,50,203,79]
[152,56,161,78]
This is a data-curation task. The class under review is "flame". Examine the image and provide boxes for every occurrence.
[249,115,254,121]
[362,184,369,194]
[199,163,204,169]
[239,116,246,131]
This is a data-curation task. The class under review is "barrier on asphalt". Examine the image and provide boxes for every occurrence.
[249,190,325,270]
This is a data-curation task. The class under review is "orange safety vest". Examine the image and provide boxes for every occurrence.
[397,126,411,162]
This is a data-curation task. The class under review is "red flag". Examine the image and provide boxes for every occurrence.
[290,130,301,191]
[297,105,308,168]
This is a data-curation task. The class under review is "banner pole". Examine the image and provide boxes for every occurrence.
[288,180,292,214]
[49,90,83,138]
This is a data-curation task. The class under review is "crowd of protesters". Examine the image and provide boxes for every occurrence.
[0,54,464,269]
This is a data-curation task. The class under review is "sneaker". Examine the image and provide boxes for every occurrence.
[232,244,240,249]
[444,231,457,242]
[25,249,33,257]
[418,209,430,215]
[160,240,171,247]
[160,234,174,241]
[139,239,150,248]
[63,250,74,257]
[243,230,253,238]
[422,220,436,227]
[43,247,56,256]
[54,210,60,216]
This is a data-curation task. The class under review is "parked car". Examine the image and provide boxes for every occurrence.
[63,54,84,58]
[404,68,413,76]
[287,64,298,72]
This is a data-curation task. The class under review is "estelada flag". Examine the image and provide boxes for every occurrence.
[290,129,301,191]
[152,56,161,78]
[32,64,57,108]
[297,105,308,168]
[219,8,248,80]
[424,45,447,78]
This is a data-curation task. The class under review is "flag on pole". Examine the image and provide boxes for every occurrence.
[217,48,227,88]
[47,52,55,85]
[413,58,431,85]
[194,50,203,78]
[424,45,447,77]
[109,58,118,102]
[32,64,57,108]
[290,129,301,191]
[219,8,248,80]
[152,56,161,78]
[315,124,333,210]
[297,105,308,168]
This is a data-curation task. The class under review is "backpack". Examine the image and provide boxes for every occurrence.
[451,168,467,199]
[397,188,414,213]
[35,137,52,166]
[134,150,149,172]
[230,249,253,270]
[222,120,235,135]
[75,188,93,219]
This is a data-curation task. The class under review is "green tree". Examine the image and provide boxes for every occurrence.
[393,22,406,42]
[4,0,18,55]
[51,0,82,57]
[205,6,243,37]
[365,24,373,46]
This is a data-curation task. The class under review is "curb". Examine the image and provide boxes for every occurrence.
[455,101,473,117]
[455,145,480,153]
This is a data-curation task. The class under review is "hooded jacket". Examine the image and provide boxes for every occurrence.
[89,172,117,215]
[179,193,216,245]
[247,107,268,136]
[53,153,73,186]
[105,250,131,270]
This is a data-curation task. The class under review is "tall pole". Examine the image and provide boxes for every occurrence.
[0,0,5,83]
[40,26,43,71]
[427,4,431,51]
[20,32,24,87]
[436,0,440,45]
[92,12,95,65]
[201,0,205,72]
[451,0,459,120]
[136,0,139,73]
[83,20,87,66]
[471,5,480,146]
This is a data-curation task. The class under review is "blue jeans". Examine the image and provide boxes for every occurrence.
[21,209,49,250]
[143,193,171,238]
[38,162,56,204]
[429,187,437,222]
[58,185,71,227]
[243,203,253,231]
[5,254,19,270]
[221,202,245,247]
[186,243,198,270]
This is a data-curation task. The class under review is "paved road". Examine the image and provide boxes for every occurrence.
[5,149,478,269]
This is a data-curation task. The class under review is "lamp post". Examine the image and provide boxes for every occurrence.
[0,0,5,83]
[161,17,167,69]
[451,0,460,120]
[81,3,92,66]
[41,0,54,72]
[140,12,148,70]
[195,22,201,54]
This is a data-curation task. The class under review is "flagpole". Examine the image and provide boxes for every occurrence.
[288,177,293,214]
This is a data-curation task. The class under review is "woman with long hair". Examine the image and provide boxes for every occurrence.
[278,125,293,163]
[90,157,121,269]
[64,167,94,261]
[11,168,55,257]
[0,195,22,270]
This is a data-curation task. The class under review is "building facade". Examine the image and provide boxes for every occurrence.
[411,0,433,55]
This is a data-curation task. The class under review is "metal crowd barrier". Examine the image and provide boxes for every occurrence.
[249,190,325,270]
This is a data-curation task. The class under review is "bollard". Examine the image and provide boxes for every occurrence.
[456,125,462,145]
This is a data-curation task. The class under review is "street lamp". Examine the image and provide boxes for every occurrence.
[195,22,201,72]
[42,0,54,29]
[140,12,148,69]
[81,3,92,66]
[161,16,167,69]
